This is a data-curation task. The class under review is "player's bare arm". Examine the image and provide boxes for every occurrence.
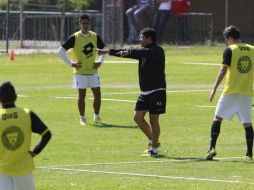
[210,65,228,102]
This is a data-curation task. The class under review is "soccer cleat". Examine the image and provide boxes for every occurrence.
[150,150,159,158]
[206,148,217,160]
[246,153,253,161]
[93,117,108,126]
[80,118,88,126]
[141,150,159,157]
[144,141,161,153]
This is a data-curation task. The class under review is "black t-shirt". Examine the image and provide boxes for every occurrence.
[109,43,166,91]
[222,47,232,66]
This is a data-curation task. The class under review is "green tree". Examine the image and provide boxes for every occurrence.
[0,0,97,11]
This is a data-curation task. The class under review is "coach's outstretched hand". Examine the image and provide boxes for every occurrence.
[97,49,109,55]
[116,50,129,57]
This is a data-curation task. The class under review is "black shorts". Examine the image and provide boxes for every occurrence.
[135,90,166,114]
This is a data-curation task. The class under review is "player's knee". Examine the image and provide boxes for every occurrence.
[134,114,142,124]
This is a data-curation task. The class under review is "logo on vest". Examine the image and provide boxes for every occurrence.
[83,42,94,59]
[237,56,252,73]
[1,126,24,150]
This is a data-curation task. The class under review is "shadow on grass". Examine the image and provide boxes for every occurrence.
[162,156,252,163]
[92,123,138,129]
[160,156,208,162]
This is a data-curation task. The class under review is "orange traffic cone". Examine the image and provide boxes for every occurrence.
[9,50,14,61]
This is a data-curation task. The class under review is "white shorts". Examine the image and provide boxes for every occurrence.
[72,73,100,89]
[0,173,35,190]
[215,94,252,123]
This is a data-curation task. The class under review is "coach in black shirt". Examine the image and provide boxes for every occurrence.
[98,28,166,157]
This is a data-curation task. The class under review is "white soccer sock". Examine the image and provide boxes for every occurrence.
[94,114,99,119]
[80,115,85,120]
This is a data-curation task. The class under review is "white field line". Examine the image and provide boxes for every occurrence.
[55,96,136,103]
[55,96,77,99]
[16,89,214,100]
[97,89,212,94]
[179,62,221,66]
[17,94,28,98]
[55,89,212,99]
[39,156,245,168]
[38,166,244,184]
[197,105,254,110]
[196,105,216,108]
[168,89,210,93]
[89,98,136,103]
[104,61,220,66]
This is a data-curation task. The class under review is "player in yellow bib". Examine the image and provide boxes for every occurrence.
[0,81,51,190]
[206,25,254,160]
[58,13,107,126]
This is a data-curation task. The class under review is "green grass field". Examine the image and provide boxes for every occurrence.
[1,45,254,190]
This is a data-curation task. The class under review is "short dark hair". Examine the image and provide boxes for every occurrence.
[79,13,91,22]
[141,28,157,42]
[223,25,240,40]
[0,81,17,104]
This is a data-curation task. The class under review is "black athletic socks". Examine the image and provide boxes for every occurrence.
[210,120,221,150]
[245,126,253,157]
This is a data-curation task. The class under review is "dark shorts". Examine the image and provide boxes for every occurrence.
[135,90,166,114]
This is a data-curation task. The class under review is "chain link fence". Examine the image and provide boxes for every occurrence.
[103,0,254,45]
[0,10,102,51]
[0,0,254,52]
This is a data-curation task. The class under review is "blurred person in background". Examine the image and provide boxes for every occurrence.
[123,0,138,43]
[172,0,190,44]
[153,0,172,43]
[126,0,158,43]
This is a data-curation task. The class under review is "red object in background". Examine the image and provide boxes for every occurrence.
[172,0,190,14]
[9,50,14,61]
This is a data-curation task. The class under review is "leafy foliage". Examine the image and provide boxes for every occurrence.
[0,0,97,11]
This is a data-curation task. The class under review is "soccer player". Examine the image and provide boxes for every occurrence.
[0,81,52,190]
[206,25,254,160]
[98,28,166,157]
[58,13,106,126]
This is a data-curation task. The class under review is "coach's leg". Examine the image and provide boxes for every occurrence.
[134,111,152,140]
[91,87,101,115]
[149,114,160,149]
[78,89,86,117]
[243,123,253,158]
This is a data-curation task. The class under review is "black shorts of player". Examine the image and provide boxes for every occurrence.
[135,90,166,114]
